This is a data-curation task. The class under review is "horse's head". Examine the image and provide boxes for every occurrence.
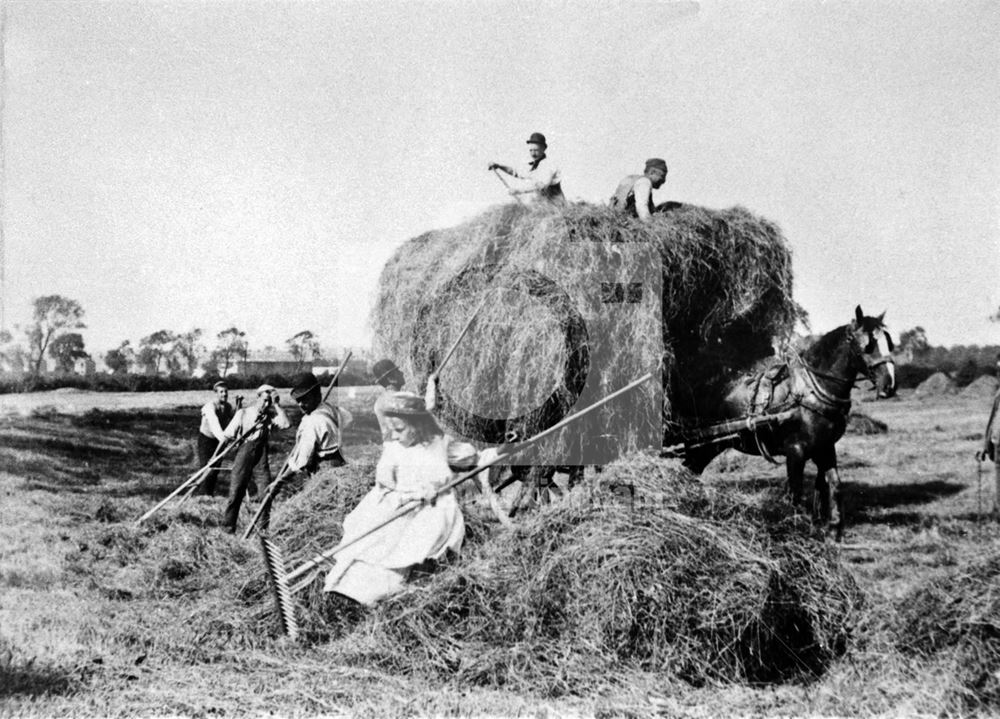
[851,305,896,398]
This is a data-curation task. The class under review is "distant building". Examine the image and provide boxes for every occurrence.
[73,357,97,377]
[228,349,306,377]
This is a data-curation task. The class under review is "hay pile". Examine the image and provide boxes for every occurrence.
[961,374,999,399]
[371,203,801,462]
[846,411,888,435]
[897,549,1000,712]
[281,454,862,695]
[914,372,958,400]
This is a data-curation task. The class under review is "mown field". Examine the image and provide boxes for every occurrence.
[2,385,999,718]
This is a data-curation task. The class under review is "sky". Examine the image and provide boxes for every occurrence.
[2,0,998,357]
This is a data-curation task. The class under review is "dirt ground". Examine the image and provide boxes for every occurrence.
[1,386,999,717]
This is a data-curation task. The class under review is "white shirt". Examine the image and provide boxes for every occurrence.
[287,402,353,472]
[508,156,564,204]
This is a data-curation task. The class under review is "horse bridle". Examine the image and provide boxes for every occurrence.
[795,326,892,410]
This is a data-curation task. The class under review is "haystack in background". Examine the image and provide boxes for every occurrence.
[897,549,1000,713]
[847,411,888,435]
[960,374,999,399]
[914,372,958,400]
[371,203,801,463]
[331,454,862,695]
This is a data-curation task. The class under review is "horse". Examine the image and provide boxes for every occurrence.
[679,306,896,540]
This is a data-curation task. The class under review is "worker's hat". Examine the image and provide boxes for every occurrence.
[645,158,668,174]
[289,372,320,400]
[526,132,547,147]
[380,391,431,417]
[372,359,402,387]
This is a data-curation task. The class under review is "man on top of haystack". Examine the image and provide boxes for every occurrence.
[610,157,673,221]
[489,132,565,205]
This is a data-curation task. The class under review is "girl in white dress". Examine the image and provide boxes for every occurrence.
[324,392,489,604]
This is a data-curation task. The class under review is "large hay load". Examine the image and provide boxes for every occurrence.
[372,203,800,463]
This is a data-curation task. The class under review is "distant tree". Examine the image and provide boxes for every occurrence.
[286,330,321,370]
[215,327,248,375]
[48,332,89,373]
[104,340,135,374]
[25,295,86,376]
[990,305,1000,323]
[0,329,28,374]
[898,327,930,360]
[172,328,204,376]
[137,330,178,375]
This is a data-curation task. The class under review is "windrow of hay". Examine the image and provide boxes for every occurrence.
[371,203,801,463]
[297,454,863,696]
[896,547,1000,713]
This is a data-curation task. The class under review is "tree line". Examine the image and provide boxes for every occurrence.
[2,295,997,393]
[0,295,353,386]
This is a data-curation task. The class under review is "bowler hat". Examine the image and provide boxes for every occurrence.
[289,372,320,400]
[371,359,401,386]
[380,391,430,417]
[645,158,668,173]
[526,132,547,147]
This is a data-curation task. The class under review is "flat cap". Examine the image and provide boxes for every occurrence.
[644,158,668,173]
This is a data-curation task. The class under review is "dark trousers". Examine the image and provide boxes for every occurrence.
[196,434,222,496]
[222,437,272,532]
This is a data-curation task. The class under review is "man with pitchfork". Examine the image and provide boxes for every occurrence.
[489,132,565,205]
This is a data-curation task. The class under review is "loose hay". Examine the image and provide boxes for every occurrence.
[80,452,861,695]
[846,411,888,435]
[371,203,802,461]
[897,548,1000,713]
[320,454,862,696]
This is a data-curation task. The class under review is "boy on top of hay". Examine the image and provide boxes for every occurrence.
[609,157,683,221]
[323,391,496,605]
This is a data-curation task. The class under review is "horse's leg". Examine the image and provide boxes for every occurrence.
[785,444,807,509]
[813,444,843,540]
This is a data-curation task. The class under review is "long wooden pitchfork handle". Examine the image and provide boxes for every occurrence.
[135,411,269,525]
[492,168,526,206]
[425,294,491,411]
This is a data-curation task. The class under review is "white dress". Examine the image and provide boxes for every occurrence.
[323,434,470,604]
